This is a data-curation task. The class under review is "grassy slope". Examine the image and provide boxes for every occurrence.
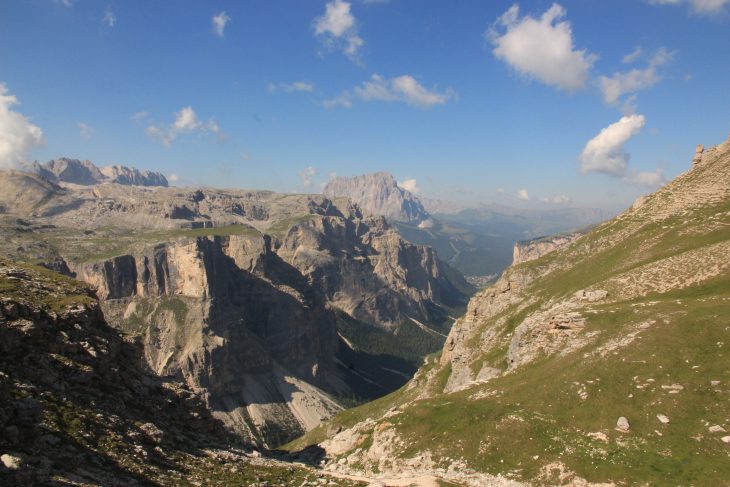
[288,152,730,484]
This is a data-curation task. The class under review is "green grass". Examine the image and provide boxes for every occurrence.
[266,214,319,238]
[289,193,730,484]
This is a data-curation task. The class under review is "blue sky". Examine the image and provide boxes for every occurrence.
[1,0,729,210]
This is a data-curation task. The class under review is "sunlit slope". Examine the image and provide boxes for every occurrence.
[287,137,730,486]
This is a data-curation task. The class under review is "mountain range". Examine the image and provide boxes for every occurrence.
[0,167,470,448]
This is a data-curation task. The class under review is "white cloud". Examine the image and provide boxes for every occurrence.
[78,122,93,140]
[323,92,353,109]
[622,47,643,64]
[103,7,116,27]
[489,3,596,92]
[144,106,223,146]
[168,173,179,182]
[54,0,74,7]
[539,194,571,204]
[173,106,199,132]
[267,81,315,93]
[0,83,45,169]
[579,114,645,176]
[299,166,318,188]
[314,0,364,62]
[648,0,729,14]
[131,111,149,122]
[398,178,420,194]
[626,168,668,188]
[328,74,455,109]
[517,189,530,201]
[691,0,730,13]
[212,11,231,37]
[598,48,674,106]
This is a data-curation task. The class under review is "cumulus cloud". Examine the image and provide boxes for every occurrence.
[103,7,116,27]
[579,115,666,188]
[488,3,596,92]
[517,189,530,201]
[580,114,645,176]
[648,0,729,14]
[325,74,455,109]
[212,11,231,37]
[173,106,199,132]
[168,173,179,183]
[143,107,223,146]
[78,122,93,140]
[314,0,364,62]
[299,166,318,188]
[0,83,45,169]
[267,81,315,93]
[598,48,674,106]
[398,178,420,194]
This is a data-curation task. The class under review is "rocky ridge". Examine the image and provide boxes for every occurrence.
[512,232,582,265]
[29,158,168,187]
[289,135,730,485]
[323,172,429,223]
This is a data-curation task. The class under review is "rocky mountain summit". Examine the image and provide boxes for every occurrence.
[28,158,168,187]
[0,170,470,447]
[289,135,730,485]
[323,172,429,223]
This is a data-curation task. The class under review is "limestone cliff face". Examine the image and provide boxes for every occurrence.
[277,212,468,330]
[323,172,429,223]
[78,235,344,446]
[512,233,582,265]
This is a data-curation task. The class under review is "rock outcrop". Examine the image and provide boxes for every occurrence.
[77,235,346,447]
[323,172,429,223]
[512,232,582,265]
[29,158,168,187]
[100,164,169,186]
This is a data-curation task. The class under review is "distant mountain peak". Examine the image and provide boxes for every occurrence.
[323,171,429,223]
[29,157,168,187]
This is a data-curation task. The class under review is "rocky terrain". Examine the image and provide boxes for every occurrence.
[0,167,470,447]
[511,232,582,265]
[288,135,730,485]
[323,172,429,223]
[27,158,168,187]
[0,259,367,486]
